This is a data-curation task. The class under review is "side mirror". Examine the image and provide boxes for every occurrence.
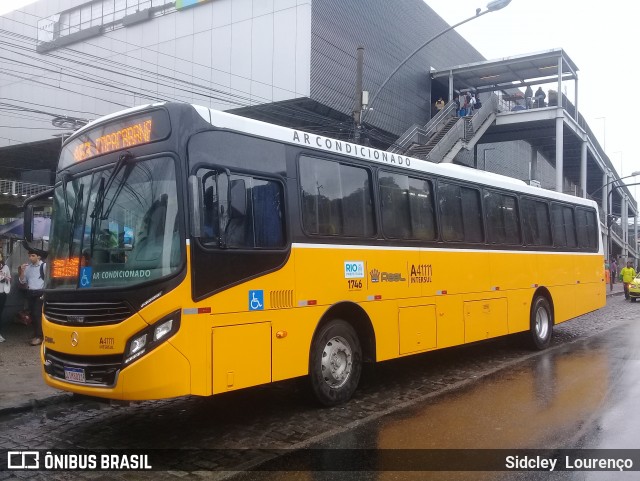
[22,187,54,256]
[24,204,35,242]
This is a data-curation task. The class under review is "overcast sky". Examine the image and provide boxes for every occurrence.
[427,0,637,189]
[0,0,37,16]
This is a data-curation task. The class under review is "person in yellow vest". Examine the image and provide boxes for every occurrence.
[620,261,637,300]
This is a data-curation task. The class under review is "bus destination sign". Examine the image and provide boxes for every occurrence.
[59,109,170,169]
[73,119,152,162]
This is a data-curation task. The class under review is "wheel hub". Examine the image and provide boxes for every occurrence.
[321,336,353,389]
[536,306,549,339]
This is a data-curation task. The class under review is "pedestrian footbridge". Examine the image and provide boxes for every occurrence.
[389,49,636,262]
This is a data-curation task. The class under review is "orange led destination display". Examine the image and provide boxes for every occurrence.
[73,119,152,162]
[59,109,170,169]
[51,257,80,278]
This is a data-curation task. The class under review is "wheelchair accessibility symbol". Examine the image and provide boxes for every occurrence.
[79,267,92,288]
[249,290,264,311]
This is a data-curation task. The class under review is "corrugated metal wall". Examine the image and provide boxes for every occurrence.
[310,0,485,137]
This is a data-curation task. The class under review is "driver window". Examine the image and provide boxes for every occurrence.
[197,168,285,249]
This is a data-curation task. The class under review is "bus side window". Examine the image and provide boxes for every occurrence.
[252,180,284,247]
[197,168,285,249]
[522,198,552,246]
[438,182,483,243]
[551,203,577,248]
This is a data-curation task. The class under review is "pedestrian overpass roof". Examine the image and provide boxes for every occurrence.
[431,49,579,94]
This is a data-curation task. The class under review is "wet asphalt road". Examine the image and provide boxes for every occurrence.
[0,296,638,480]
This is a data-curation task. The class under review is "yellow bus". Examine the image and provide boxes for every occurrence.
[23,102,605,406]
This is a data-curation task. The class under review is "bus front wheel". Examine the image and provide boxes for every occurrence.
[529,296,553,350]
[309,319,362,406]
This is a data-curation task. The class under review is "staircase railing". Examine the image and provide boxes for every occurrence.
[465,93,499,141]
[426,119,464,162]
[388,100,457,153]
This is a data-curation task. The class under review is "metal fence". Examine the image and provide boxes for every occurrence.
[0,179,51,198]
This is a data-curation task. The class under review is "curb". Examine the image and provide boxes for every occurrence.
[0,392,74,417]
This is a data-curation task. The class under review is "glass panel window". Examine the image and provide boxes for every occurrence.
[198,169,285,249]
[379,171,436,240]
[68,9,81,34]
[551,204,577,248]
[438,182,483,243]
[576,208,598,249]
[114,0,126,21]
[48,157,182,289]
[299,156,374,237]
[484,191,521,245]
[521,198,552,246]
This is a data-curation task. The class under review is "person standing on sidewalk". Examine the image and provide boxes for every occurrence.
[19,250,46,346]
[620,261,637,300]
[0,257,10,342]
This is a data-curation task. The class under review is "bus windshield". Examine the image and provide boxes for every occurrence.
[48,156,182,289]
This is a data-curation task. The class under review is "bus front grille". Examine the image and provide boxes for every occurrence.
[44,349,122,387]
[44,301,132,326]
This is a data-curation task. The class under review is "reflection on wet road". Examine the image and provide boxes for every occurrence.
[238,318,640,481]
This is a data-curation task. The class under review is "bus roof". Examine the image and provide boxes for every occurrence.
[70,102,598,210]
[196,105,597,210]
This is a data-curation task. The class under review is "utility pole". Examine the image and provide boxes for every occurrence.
[353,46,364,144]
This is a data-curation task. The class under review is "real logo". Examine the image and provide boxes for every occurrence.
[370,269,380,283]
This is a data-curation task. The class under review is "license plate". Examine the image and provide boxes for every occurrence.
[64,367,86,383]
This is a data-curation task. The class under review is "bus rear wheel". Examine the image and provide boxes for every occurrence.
[309,319,362,406]
[529,296,553,350]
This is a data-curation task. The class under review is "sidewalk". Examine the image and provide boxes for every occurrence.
[0,284,628,416]
[0,320,71,415]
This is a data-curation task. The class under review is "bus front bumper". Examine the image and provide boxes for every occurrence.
[42,341,191,401]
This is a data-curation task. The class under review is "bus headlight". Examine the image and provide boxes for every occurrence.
[130,334,147,355]
[154,319,173,341]
[124,310,181,365]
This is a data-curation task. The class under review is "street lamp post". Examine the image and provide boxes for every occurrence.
[604,177,640,286]
[590,171,640,198]
[360,0,511,126]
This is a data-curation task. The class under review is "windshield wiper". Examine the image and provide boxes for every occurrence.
[101,162,134,220]
[67,183,84,258]
[90,152,134,218]
[88,151,134,257]
[61,173,72,222]
[89,177,105,257]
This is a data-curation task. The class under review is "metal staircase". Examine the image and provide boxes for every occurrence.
[403,116,459,159]
[389,93,499,163]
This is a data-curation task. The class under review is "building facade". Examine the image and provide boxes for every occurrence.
[0,0,636,262]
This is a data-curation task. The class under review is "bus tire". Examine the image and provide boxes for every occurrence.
[309,319,362,406]
[529,296,553,350]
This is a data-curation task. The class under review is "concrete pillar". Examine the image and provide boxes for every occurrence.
[580,140,587,198]
[556,56,564,194]
[635,212,639,260]
[448,71,453,103]
[622,196,628,260]
[555,114,564,192]
[602,172,609,217]
[530,147,538,182]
